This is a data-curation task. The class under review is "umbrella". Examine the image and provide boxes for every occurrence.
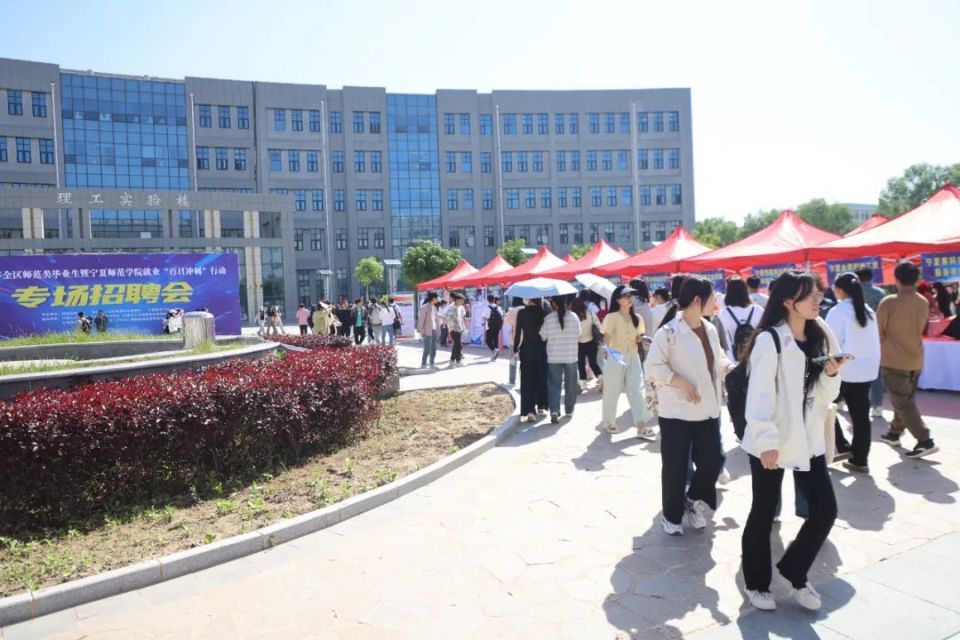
[504,277,578,300]
[575,273,616,301]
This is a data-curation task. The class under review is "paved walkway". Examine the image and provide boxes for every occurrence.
[4,342,960,640]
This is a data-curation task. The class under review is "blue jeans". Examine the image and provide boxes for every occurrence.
[547,362,579,415]
[421,334,436,366]
[382,324,396,345]
[870,376,884,407]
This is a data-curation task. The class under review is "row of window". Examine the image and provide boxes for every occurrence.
[269,188,329,212]
[446,220,679,249]
[196,146,248,171]
[503,184,681,209]
[4,89,47,117]
[294,227,327,251]
[0,137,55,164]
[197,105,251,130]
[498,148,681,174]
[497,111,680,136]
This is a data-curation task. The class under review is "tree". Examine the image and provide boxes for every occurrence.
[738,209,781,240]
[569,244,592,259]
[498,238,530,266]
[400,240,462,288]
[355,257,384,299]
[692,217,740,248]
[877,163,960,217]
[795,198,854,235]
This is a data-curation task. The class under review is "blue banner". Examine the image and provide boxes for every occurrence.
[0,253,241,337]
[691,270,727,293]
[752,264,795,288]
[642,273,672,291]
[921,252,960,283]
[826,257,882,286]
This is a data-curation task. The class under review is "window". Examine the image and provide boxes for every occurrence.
[372,189,383,211]
[459,113,470,135]
[447,189,458,210]
[671,184,682,205]
[445,151,456,173]
[656,221,667,241]
[557,187,567,208]
[294,189,306,211]
[619,222,632,244]
[591,186,602,207]
[537,113,548,135]
[638,112,649,133]
[572,187,582,208]
[357,227,369,249]
[559,223,569,244]
[371,151,382,173]
[604,112,616,133]
[504,225,514,241]
[32,92,47,117]
[307,150,318,172]
[334,189,345,211]
[638,149,648,170]
[294,229,305,251]
[374,227,385,249]
[588,112,600,134]
[482,189,493,210]
[525,188,536,208]
[555,113,565,135]
[556,151,566,172]
[0,138,7,162]
[484,225,495,247]
[668,111,680,132]
[259,211,283,239]
[642,222,651,242]
[654,111,664,132]
[274,108,286,131]
[522,113,533,134]
[292,109,303,131]
[354,150,365,172]
[480,114,492,135]
[573,222,584,244]
[444,113,455,135]
[309,109,321,132]
[601,150,612,171]
[461,151,472,173]
[569,113,579,134]
[311,228,325,251]
[656,185,667,205]
[570,150,580,171]
[506,188,519,209]
[517,152,528,172]
[368,112,381,134]
[669,148,680,170]
[352,111,364,133]
[336,268,347,292]
[216,147,228,170]
[330,111,342,133]
[617,150,629,171]
[355,189,367,211]
[653,149,664,170]
[589,223,599,243]
[502,113,517,135]
[480,151,492,173]
[198,104,211,127]
[607,186,617,207]
[448,227,460,248]
[218,105,231,128]
[332,150,344,173]
[540,188,551,208]
[238,106,250,129]
[536,224,550,246]
[90,209,162,238]
[463,189,474,210]
[297,270,311,304]
[336,228,348,250]
[640,185,651,206]
[532,151,543,172]
[38,139,54,164]
[604,222,615,243]
[197,146,210,170]
[619,112,630,134]
[587,151,597,171]
[288,150,300,172]
[621,186,632,207]
[501,151,512,172]
[312,189,324,211]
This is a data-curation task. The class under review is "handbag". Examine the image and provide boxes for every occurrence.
[590,313,603,344]
[392,305,402,331]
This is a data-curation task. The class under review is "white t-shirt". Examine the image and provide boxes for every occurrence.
[750,292,769,308]
[718,304,763,361]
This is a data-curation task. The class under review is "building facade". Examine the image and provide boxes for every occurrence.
[844,202,879,225]
[1,57,695,321]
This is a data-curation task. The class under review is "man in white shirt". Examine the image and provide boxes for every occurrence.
[747,276,769,308]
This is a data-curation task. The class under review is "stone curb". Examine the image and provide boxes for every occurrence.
[0,383,520,628]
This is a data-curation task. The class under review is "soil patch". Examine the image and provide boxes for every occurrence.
[0,383,512,597]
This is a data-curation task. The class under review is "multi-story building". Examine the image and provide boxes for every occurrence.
[1,57,695,321]
[844,202,879,225]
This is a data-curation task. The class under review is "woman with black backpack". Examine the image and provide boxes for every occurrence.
[719,278,764,362]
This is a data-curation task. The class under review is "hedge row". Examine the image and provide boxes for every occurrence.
[266,334,353,349]
[0,344,397,531]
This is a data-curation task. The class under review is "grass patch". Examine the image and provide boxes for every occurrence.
[0,343,245,377]
[0,383,512,596]
[0,332,179,348]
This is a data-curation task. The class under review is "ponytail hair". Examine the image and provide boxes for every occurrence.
[659,275,688,328]
[741,270,828,364]
[553,296,568,330]
[834,272,873,328]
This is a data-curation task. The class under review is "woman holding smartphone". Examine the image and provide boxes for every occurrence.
[740,271,844,612]
[600,285,653,436]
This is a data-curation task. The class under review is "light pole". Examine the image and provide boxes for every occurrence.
[316,269,333,302]
[383,259,402,295]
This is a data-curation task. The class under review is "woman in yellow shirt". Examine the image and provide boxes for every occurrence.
[601,285,654,437]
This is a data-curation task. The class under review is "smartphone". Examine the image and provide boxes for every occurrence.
[811,353,855,364]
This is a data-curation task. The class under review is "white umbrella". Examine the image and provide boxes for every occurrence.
[504,277,578,300]
[575,273,616,301]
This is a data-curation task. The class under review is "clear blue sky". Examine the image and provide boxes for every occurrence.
[2,0,956,222]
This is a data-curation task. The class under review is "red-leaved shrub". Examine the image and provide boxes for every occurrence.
[0,345,397,530]
[266,334,353,349]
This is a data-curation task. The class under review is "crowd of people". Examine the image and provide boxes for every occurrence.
[416,260,946,613]
[259,297,405,345]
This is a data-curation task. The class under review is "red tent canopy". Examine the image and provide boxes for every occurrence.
[447,255,514,289]
[596,226,712,277]
[681,210,840,271]
[563,254,576,262]
[415,259,477,291]
[483,246,567,286]
[540,239,629,280]
[844,214,889,237]
[808,185,960,260]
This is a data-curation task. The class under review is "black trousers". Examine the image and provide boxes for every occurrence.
[299,324,308,335]
[485,327,499,352]
[577,341,602,380]
[742,454,837,591]
[450,330,463,363]
[337,324,351,338]
[519,345,548,415]
[660,416,723,525]
[834,381,872,466]
[353,325,366,345]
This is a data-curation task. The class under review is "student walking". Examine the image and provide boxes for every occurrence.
[446,293,468,366]
[513,298,548,421]
[352,299,367,345]
[418,292,439,368]
[368,300,383,344]
[383,297,402,345]
[94,310,109,333]
[312,303,333,336]
[437,300,450,347]
[540,296,581,423]
[600,285,654,436]
[826,273,881,472]
[877,262,939,458]
[740,270,844,612]
[718,278,764,362]
[647,277,728,536]
[296,304,310,335]
[504,297,524,386]
[747,276,769,308]
[335,301,352,338]
[572,296,602,389]
[484,295,504,360]
[856,268,888,417]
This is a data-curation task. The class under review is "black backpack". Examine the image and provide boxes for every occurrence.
[488,305,503,331]
[727,307,756,360]
[725,327,779,441]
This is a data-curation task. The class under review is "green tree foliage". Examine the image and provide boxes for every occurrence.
[692,217,740,248]
[498,238,530,267]
[400,240,462,287]
[569,244,592,259]
[354,257,384,298]
[738,209,781,240]
[795,198,854,235]
[877,163,960,217]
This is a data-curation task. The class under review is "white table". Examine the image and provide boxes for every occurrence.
[919,338,960,392]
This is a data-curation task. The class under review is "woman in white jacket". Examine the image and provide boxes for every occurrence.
[647,277,730,536]
[740,271,844,613]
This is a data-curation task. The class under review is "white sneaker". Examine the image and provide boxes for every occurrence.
[870,406,884,419]
[718,469,732,485]
[684,499,708,530]
[604,422,625,434]
[637,425,657,441]
[660,514,683,536]
[746,589,777,611]
[526,413,537,423]
[794,583,822,611]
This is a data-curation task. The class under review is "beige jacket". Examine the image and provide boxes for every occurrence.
[877,287,929,372]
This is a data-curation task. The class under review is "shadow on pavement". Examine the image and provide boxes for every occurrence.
[887,459,959,504]
[834,471,896,531]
